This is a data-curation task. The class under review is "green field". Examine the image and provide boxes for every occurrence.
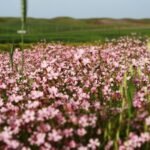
[0,17,150,45]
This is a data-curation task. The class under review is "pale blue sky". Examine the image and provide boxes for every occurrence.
[0,0,150,19]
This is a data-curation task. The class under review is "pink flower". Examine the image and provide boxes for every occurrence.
[22,110,35,123]
[133,92,145,108]
[113,62,119,68]
[82,58,90,66]
[22,147,31,150]
[9,94,23,103]
[88,138,100,149]
[145,116,150,126]
[0,83,6,89]
[7,140,20,149]
[41,60,48,68]
[26,101,40,109]
[42,142,52,150]
[30,90,44,100]
[37,123,51,132]
[0,98,4,107]
[140,132,150,142]
[48,86,58,96]
[105,141,113,150]
[74,49,85,60]
[93,101,101,110]
[68,140,77,148]
[63,128,73,138]
[0,127,12,141]
[78,116,89,127]
[77,128,87,137]
[35,133,46,146]
[48,129,62,142]
[29,132,46,146]
[78,146,88,150]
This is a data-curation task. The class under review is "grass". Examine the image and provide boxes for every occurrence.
[0,17,150,50]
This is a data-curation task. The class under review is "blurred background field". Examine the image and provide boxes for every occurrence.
[1,17,150,50]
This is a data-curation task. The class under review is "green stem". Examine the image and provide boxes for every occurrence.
[144,124,149,150]
[114,96,125,149]
[21,34,24,73]
[10,43,14,71]
[108,121,112,141]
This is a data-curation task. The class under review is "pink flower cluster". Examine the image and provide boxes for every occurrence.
[0,37,149,149]
[119,132,150,150]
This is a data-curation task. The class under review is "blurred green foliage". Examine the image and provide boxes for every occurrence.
[0,17,150,49]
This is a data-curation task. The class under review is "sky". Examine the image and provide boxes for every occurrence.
[0,0,150,19]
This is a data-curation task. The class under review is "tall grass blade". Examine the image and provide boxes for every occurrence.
[9,43,14,71]
[21,0,27,29]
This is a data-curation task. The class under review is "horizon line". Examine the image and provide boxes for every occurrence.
[0,16,150,20]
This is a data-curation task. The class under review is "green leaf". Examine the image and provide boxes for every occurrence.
[126,77,136,117]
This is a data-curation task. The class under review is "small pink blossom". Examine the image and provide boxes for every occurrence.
[68,140,77,148]
[35,133,46,146]
[88,138,100,149]
[30,90,44,99]
[9,94,23,103]
[0,98,4,107]
[77,128,87,137]
[22,110,35,123]
[48,129,62,142]
[78,146,88,150]
[48,86,58,96]
[145,116,150,126]
[41,60,48,68]
[0,83,6,89]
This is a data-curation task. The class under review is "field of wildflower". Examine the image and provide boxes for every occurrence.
[0,37,150,150]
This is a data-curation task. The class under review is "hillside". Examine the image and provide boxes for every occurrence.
[0,17,150,44]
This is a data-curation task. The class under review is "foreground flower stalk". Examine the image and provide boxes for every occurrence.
[21,0,27,72]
